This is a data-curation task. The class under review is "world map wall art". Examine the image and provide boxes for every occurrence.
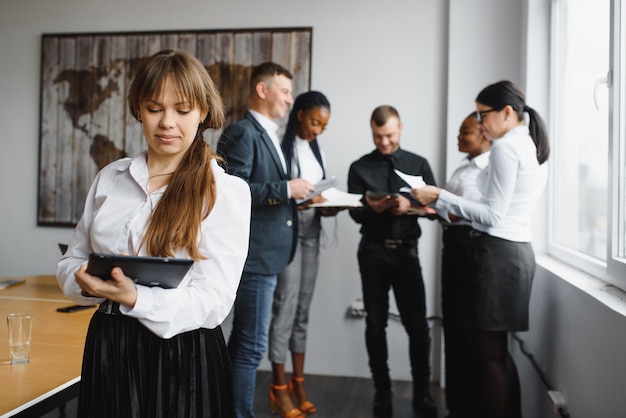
[37,27,312,226]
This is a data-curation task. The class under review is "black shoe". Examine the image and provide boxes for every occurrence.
[373,391,393,417]
[413,392,437,418]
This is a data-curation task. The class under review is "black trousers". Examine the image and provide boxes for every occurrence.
[357,237,431,395]
[441,225,475,416]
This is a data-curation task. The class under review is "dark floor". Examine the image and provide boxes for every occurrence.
[42,371,448,418]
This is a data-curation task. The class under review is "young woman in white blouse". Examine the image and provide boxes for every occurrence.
[56,49,251,417]
[413,80,549,418]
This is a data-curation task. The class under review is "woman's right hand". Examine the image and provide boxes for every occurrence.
[411,185,441,205]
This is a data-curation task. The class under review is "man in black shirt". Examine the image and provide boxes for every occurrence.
[347,105,437,418]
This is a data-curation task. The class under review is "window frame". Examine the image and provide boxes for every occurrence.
[607,0,625,279]
[548,0,626,288]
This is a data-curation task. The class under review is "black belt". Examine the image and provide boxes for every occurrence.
[97,300,121,315]
[469,230,513,243]
[469,229,487,238]
[364,236,417,249]
[442,225,474,239]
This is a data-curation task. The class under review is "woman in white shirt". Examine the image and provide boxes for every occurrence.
[437,112,491,418]
[56,49,251,417]
[268,91,335,418]
[413,80,549,418]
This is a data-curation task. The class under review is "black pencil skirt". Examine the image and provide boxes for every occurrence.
[464,232,536,332]
[78,307,234,418]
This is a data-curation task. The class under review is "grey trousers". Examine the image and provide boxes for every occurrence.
[268,208,321,363]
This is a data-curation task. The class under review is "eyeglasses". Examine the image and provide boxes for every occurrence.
[477,108,497,122]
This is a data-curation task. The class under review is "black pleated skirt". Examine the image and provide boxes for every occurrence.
[78,307,234,418]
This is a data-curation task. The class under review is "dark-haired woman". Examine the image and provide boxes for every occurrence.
[57,49,251,417]
[267,91,336,417]
[436,112,491,418]
[413,80,549,418]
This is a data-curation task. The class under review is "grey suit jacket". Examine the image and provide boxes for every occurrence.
[217,111,297,275]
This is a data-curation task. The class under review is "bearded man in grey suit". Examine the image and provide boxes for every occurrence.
[217,62,314,418]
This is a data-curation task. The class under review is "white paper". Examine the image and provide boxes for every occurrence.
[296,176,338,204]
[394,169,426,190]
[308,187,363,208]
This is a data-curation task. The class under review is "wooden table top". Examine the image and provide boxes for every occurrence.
[0,275,95,417]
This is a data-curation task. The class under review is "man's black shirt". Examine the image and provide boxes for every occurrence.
[347,147,436,241]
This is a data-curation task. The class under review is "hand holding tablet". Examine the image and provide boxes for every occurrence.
[86,253,193,289]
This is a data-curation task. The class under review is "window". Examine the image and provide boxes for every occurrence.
[549,0,626,286]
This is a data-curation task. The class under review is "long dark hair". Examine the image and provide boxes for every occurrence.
[476,80,550,164]
[281,91,331,178]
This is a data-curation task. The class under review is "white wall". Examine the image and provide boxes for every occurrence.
[515,260,626,418]
[446,0,524,178]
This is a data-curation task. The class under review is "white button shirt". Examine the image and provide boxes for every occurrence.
[57,152,251,339]
[435,150,490,225]
[436,126,548,242]
[249,110,287,174]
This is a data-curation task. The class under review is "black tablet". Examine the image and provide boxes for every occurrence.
[365,191,400,201]
[86,253,193,289]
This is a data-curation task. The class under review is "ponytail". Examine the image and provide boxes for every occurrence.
[525,105,550,164]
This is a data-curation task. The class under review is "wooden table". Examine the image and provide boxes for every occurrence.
[0,275,95,418]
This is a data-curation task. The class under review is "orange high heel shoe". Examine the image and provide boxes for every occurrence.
[289,376,317,414]
[269,384,305,418]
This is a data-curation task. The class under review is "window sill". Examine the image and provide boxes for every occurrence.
[536,254,626,318]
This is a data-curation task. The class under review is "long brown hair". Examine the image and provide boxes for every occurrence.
[127,49,225,259]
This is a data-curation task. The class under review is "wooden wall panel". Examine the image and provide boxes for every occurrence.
[38,27,312,226]
[56,37,76,225]
[38,37,59,224]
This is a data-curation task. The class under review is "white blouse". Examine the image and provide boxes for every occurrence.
[436,126,548,242]
[436,150,490,225]
[57,152,251,339]
[291,136,325,183]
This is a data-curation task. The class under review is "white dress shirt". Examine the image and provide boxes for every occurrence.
[436,125,548,242]
[57,152,251,339]
[249,109,287,174]
[436,150,490,225]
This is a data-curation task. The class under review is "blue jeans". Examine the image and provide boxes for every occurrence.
[228,272,278,418]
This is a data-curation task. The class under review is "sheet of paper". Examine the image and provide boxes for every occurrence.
[296,176,338,204]
[394,169,425,190]
[309,187,363,208]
